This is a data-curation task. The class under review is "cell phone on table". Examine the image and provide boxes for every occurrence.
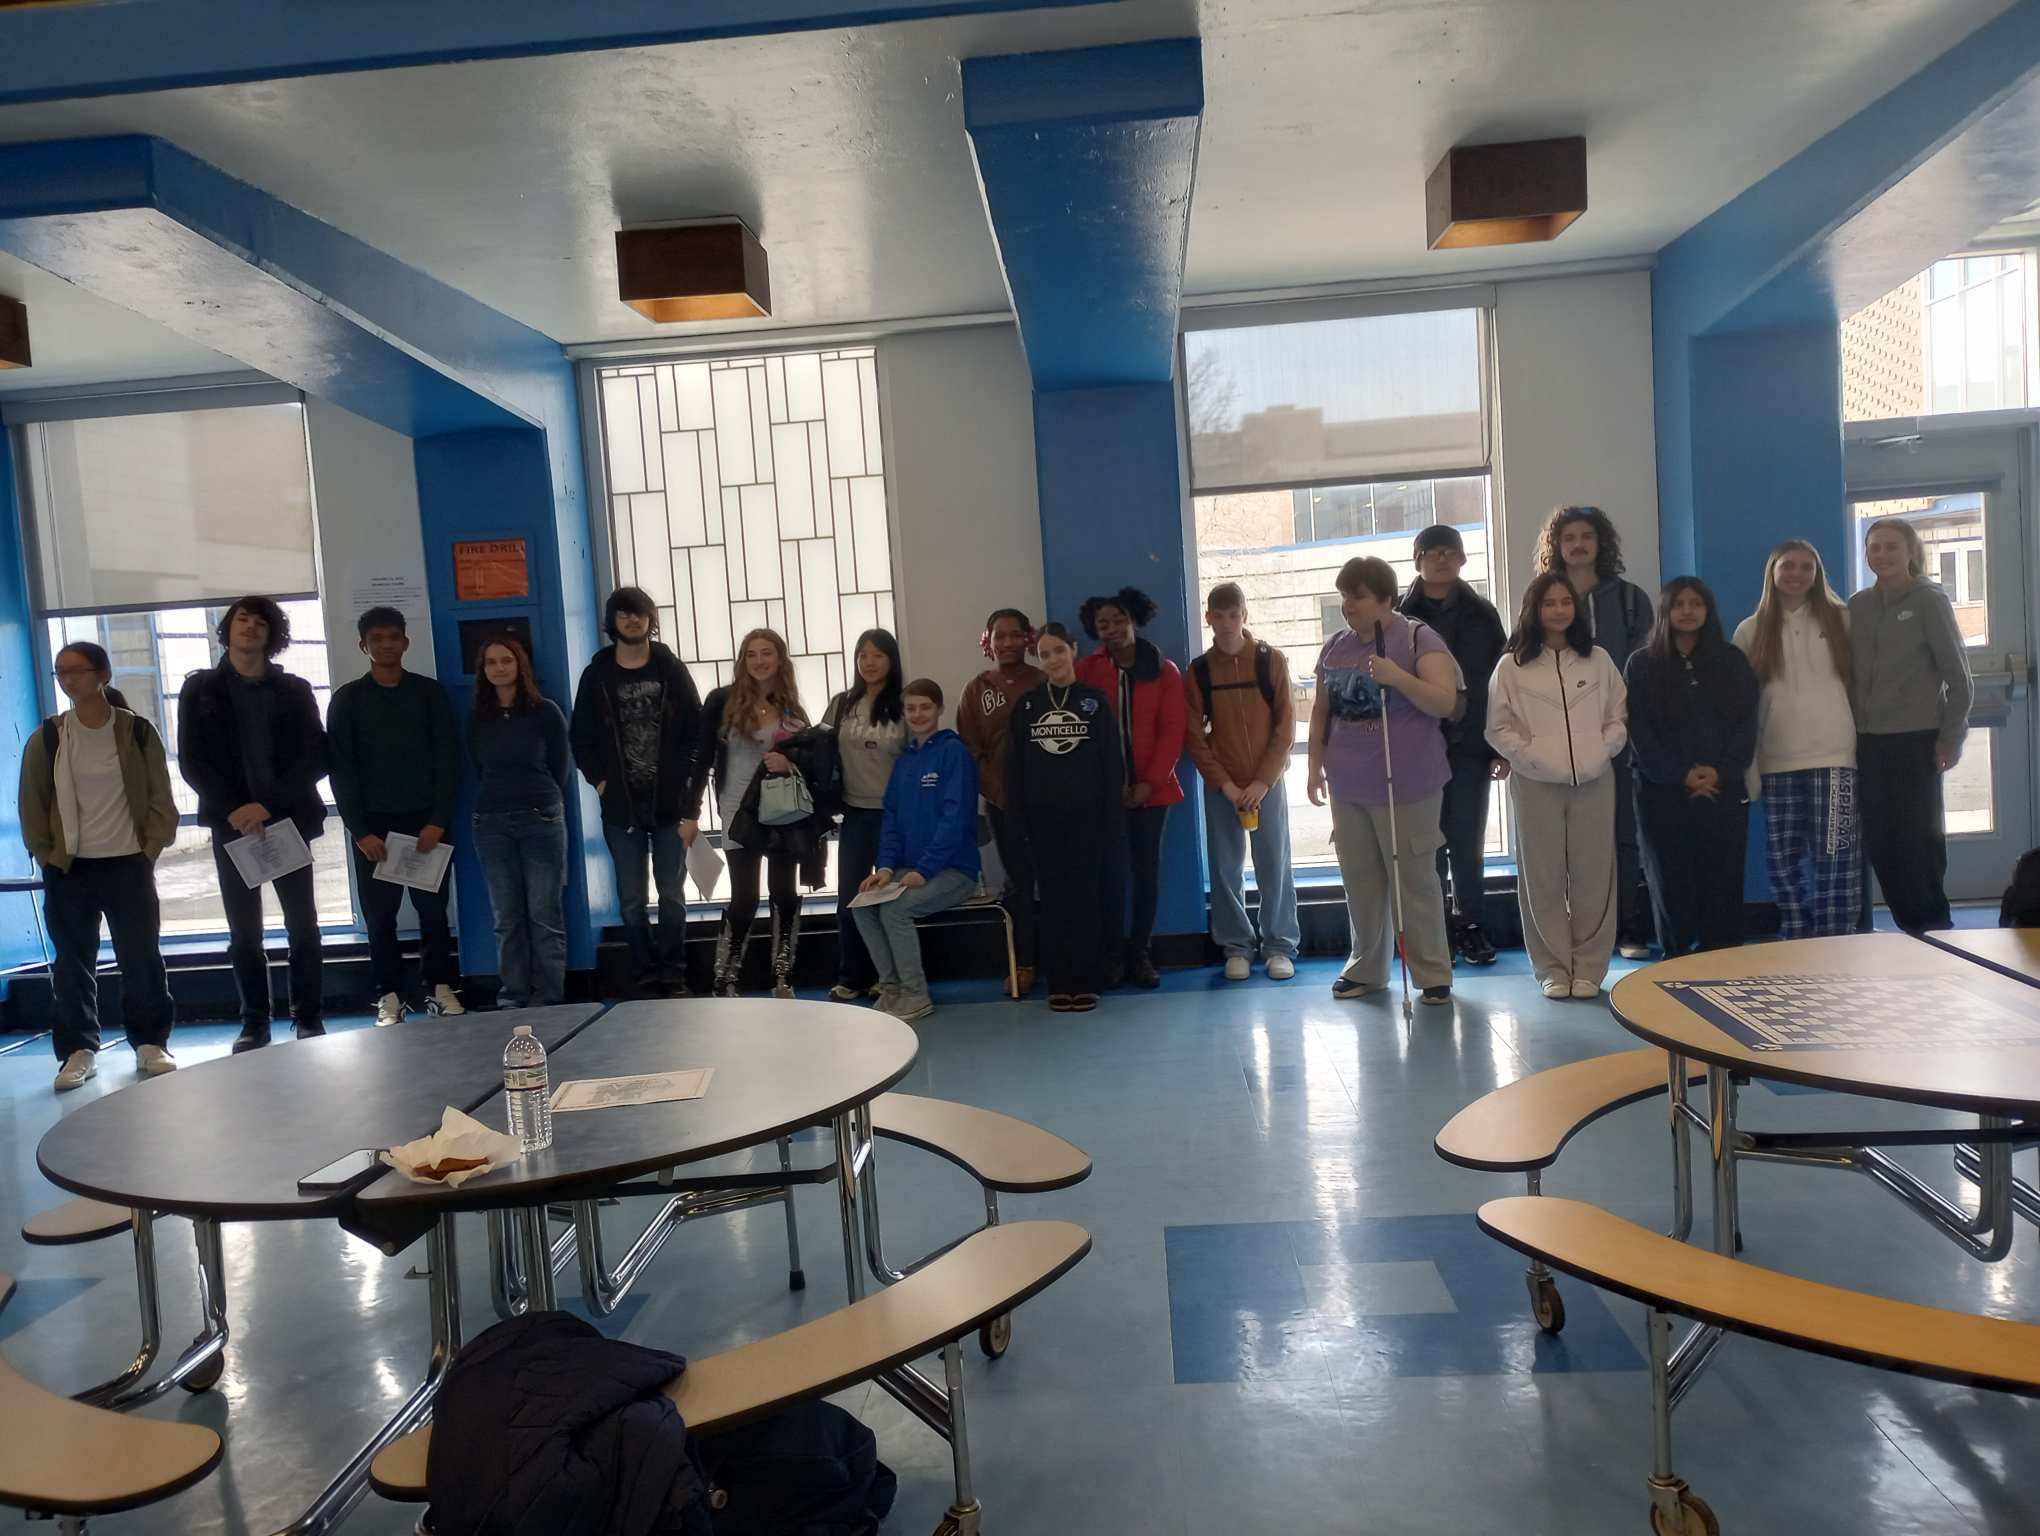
[297,1149,383,1192]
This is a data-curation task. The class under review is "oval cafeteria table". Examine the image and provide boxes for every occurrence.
[33,998,919,1536]
[1922,925,2040,990]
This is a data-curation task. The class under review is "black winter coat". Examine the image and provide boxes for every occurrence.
[425,1311,711,1536]
[1622,641,1760,792]
[1399,579,1506,761]
[570,643,704,829]
[175,661,329,838]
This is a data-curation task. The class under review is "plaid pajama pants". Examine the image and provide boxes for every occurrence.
[1761,767,1864,939]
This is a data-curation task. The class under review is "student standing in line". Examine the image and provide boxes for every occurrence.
[470,635,572,1008]
[1486,572,1629,999]
[855,679,981,1022]
[822,629,906,1002]
[958,609,1044,996]
[570,587,703,995]
[1184,582,1298,982]
[1731,540,1863,939]
[328,607,464,1024]
[177,595,330,1052]
[1535,505,1655,959]
[1306,556,1460,1007]
[1075,587,1185,989]
[1007,623,1124,1012]
[1397,525,1509,966]
[1624,578,1758,957]
[22,641,179,1091]
[685,629,812,998]
[1849,517,1974,935]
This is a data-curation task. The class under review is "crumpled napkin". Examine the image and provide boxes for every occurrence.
[381,1106,525,1188]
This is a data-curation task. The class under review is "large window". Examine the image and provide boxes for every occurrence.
[589,347,899,893]
[12,397,350,933]
[1841,251,2039,420]
[1184,297,1502,870]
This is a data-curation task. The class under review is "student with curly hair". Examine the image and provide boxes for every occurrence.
[177,595,330,1052]
[1075,587,1185,988]
[1534,505,1656,958]
[958,608,1044,993]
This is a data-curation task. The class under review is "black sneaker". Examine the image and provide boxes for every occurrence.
[230,1024,271,1054]
[1331,975,1378,1001]
[1102,953,1127,989]
[657,967,690,998]
[1420,985,1453,1006]
[295,1020,326,1040]
[1454,920,1498,967]
[1127,950,1161,989]
[1617,936,1653,961]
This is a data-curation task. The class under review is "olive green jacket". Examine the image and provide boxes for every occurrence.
[18,709,179,872]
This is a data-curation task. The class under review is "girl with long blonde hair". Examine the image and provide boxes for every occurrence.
[684,629,813,995]
[1730,540,1862,937]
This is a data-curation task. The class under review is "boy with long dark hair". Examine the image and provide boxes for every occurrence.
[569,586,703,994]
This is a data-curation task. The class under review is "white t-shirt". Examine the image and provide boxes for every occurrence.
[68,717,140,858]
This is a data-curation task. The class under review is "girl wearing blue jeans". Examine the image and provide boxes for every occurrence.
[854,679,981,1022]
[470,636,571,1007]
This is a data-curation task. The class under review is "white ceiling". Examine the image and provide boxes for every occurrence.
[0,0,2017,391]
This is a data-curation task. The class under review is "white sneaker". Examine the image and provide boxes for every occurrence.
[1223,955,1251,982]
[1570,978,1602,1000]
[135,1044,177,1077]
[1265,955,1296,981]
[1541,978,1572,999]
[375,992,405,1027]
[54,1049,96,1092]
[426,984,466,1018]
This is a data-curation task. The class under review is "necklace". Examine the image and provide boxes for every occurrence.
[1047,681,1073,710]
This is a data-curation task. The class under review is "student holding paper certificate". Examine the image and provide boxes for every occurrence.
[177,595,331,1053]
[854,679,979,1022]
[329,606,464,1025]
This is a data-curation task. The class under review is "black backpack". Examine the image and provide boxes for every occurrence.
[695,1400,897,1536]
[1191,642,1275,717]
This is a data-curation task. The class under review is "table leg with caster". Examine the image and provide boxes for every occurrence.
[933,1340,982,1536]
[1646,1307,1719,1535]
[82,1213,231,1408]
[777,1136,806,1291]
[1518,1168,1566,1334]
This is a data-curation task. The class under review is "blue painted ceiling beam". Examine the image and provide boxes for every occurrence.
[1657,0,2040,339]
[0,0,1124,108]
[0,137,561,438]
[963,37,1202,390]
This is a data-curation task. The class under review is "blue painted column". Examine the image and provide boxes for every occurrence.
[0,430,51,983]
[965,38,1207,938]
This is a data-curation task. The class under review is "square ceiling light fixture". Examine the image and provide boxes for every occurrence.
[616,219,770,323]
[0,295,28,369]
[1425,137,1586,250]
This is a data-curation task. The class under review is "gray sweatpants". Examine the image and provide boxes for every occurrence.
[1330,792,1452,989]
[1511,772,1618,987]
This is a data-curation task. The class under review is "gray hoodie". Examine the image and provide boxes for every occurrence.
[1846,578,1973,751]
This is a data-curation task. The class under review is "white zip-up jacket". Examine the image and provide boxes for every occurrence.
[1485,644,1628,785]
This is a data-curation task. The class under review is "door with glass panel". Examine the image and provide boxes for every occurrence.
[1844,422,2036,901]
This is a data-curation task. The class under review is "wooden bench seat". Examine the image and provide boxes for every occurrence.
[0,1271,223,1519]
[368,1218,1092,1505]
[870,1093,1091,1193]
[21,1197,133,1247]
[1478,1196,2040,1395]
[1435,1049,1707,1173]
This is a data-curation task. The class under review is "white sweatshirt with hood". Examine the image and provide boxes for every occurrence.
[1485,643,1628,785]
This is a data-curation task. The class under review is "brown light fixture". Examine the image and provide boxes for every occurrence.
[1425,137,1586,251]
[0,295,28,369]
[615,219,770,323]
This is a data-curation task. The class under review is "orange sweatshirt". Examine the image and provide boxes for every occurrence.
[1182,632,1294,791]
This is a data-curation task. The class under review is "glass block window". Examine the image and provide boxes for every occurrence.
[592,348,894,719]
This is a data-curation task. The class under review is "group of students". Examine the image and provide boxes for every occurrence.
[17,496,1978,1088]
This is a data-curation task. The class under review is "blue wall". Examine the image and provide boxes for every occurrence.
[0,432,52,984]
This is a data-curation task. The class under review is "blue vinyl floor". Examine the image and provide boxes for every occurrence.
[2,918,2035,1533]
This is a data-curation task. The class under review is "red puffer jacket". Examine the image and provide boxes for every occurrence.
[1075,638,1186,808]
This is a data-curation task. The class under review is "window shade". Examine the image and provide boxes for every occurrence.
[27,402,317,611]
[1184,307,1487,494]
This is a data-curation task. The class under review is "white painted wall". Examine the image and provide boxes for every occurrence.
[305,397,435,684]
[1492,269,1661,609]
[877,324,1045,712]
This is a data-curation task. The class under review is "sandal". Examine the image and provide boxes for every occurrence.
[1069,993,1099,1012]
[1048,993,1074,1012]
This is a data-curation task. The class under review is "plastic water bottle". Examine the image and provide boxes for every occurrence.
[503,1025,553,1152]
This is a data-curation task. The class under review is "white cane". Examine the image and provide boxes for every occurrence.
[1373,622,1415,1023]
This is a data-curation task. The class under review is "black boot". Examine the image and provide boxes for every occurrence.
[624,924,658,996]
[1453,919,1498,967]
[711,922,741,999]
[1127,946,1161,989]
[231,1021,271,1053]
[771,913,798,1000]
